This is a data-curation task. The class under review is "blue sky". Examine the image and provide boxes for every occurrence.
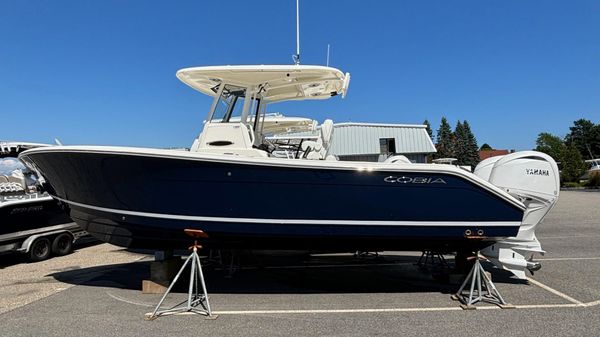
[1,0,599,150]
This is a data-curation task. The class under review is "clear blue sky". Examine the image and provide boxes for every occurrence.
[1,0,599,150]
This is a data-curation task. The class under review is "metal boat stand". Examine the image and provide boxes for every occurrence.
[207,249,246,277]
[145,229,217,320]
[416,250,449,269]
[451,252,514,310]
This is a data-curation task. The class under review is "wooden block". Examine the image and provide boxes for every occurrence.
[150,258,184,283]
[142,280,167,294]
[142,258,184,293]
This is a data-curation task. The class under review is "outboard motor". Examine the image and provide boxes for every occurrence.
[474,151,560,279]
[383,155,412,164]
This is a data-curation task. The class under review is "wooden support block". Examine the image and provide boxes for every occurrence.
[142,280,168,294]
[141,258,184,294]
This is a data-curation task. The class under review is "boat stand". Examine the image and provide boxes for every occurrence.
[451,252,514,309]
[145,229,217,320]
[207,249,245,277]
[416,250,449,269]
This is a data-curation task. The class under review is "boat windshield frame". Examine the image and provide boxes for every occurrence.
[206,82,266,136]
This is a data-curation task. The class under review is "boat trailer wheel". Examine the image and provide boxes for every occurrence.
[52,233,74,256]
[29,237,51,262]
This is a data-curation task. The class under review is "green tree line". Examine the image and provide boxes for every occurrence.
[535,119,599,183]
[423,117,480,167]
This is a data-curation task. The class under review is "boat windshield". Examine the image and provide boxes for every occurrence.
[210,84,246,123]
[0,157,39,195]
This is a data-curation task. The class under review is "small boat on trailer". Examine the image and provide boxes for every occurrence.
[20,65,559,278]
[1,142,86,261]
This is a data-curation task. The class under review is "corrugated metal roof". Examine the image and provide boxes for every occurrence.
[328,123,436,156]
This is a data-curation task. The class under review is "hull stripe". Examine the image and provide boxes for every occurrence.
[55,196,521,228]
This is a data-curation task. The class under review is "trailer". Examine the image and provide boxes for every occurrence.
[1,141,87,261]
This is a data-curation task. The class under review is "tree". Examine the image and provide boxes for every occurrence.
[535,132,566,162]
[565,119,600,160]
[435,117,454,158]
[453,121,467,165]
[450,120,480,167]
[561,142,586,183]
[462,121,480,167]
[423,119,433,140]
[480,143,492,151]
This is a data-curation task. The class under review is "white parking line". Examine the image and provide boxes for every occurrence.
[211,301,598,315]
[526,277,584,305]
[213,307,462,315]
[109,291,600,316]
[538,235,600,239]
[536,257,600,261]
[107,292,154,308]
[583,299,600,307]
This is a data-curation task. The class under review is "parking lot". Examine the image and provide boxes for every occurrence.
[1,190,599,337]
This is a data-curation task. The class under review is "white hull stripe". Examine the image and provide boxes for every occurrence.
[55,196,521,228]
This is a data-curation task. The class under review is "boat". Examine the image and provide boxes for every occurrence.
[1,142,85,261]
[19,65,560,278]
[584,158,600,179]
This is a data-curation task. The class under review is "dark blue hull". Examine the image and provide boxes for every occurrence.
[21,149,524,252]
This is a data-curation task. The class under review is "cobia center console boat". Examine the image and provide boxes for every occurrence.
[20,65,559,278]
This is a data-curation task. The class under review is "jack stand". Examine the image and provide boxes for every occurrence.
[145,229,217,320]
[451,252,514,309]
[225,250,240,278]
[206,249,250,278]
[207,249,223,266]
[416,250,448,269]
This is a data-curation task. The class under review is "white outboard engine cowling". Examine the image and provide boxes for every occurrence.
[474,151,560,279]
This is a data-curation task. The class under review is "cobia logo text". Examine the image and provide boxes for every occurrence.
[384,176,447,184]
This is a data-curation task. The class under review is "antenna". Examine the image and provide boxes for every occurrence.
[293,0,300,65]
[326,44,330,67]
[586,144,594,159]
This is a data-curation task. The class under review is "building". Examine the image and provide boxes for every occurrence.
[328,123,436,163]
[479,149,511,161]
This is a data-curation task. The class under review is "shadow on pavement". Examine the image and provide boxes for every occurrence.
[49,253,526,295]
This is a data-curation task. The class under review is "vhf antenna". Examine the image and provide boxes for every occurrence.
[293,0,300,65]
[326,44,330,66]
[586,144,594,159]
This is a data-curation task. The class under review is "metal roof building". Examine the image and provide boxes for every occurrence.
[328,123,436,163]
